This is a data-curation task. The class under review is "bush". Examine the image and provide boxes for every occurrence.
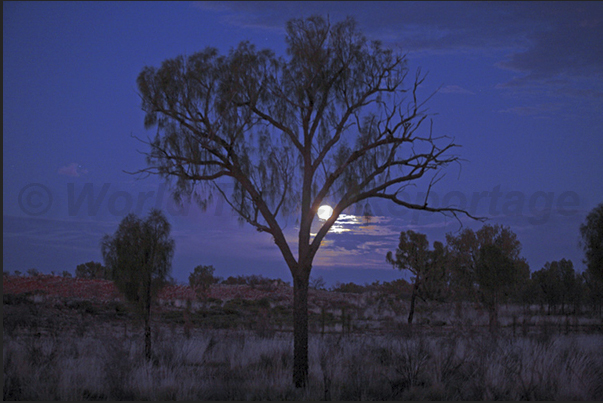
[75,261,111,280]
[189,265,219,295]
[3,293,31,306]
[331,282,366,293]
[66,300,98,315]
[26,268,39,277]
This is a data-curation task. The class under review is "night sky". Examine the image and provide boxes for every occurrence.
[4,1,603,286]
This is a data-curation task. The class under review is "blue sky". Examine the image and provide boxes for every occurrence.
[4,1,603,286]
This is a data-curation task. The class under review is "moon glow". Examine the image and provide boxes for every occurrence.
[317,205,334,220]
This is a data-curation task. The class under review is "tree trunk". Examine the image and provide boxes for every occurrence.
[408,281,419,324]
[488,293,499,334]
[488,307,499,333]
[293,274,309,388]
[144,315,152,360]
[144,275,152,361]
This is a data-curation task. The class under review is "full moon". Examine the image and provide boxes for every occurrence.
[317,205,333,220]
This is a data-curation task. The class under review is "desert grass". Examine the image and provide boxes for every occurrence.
[4,323,603,401]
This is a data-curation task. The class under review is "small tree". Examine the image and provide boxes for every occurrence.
[309,275,327,290]
[533,259,580,315]
[189,265,219,298]
[101,209,175,360]
[475,244,516,328]
[387,230,448,324]
[26,268,39,277]
[446,224,529,329]
[75,261,112,280]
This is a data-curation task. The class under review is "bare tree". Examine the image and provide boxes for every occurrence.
[135,16,476,386]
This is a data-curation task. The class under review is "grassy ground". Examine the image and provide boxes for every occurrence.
[4,317,603,400]
[4,281,603,400]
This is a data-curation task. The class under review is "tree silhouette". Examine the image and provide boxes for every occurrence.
[446,224,528,330]
[581,203,603,280]
[387,230,448,324]
[532,259,577,314]
[475,244,516,327]
[580,203,603,317]
[75,261,112,280]
[135,15,477,386]
[101,209,174,360]
[189,265,219,298]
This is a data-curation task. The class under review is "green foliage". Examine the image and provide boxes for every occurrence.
[75,261,111,280]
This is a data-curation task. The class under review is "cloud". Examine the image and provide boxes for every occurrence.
[498,103,562,117]
[494,3,603,99]
[497,5,603,82]
[194,2,534,52]
[555,87,603,99]
[194,2,603,101]
[439,85,475,95]
[2,214,114,255]
[58,162,88,177]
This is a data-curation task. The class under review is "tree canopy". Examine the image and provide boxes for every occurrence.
[75,261,111,280]
[446,224,529,329]
[387,230,448,323]
[101,209,175,359]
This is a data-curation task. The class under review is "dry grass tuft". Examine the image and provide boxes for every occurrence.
[3,325,603,400]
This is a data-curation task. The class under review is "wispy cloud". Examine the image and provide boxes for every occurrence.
[58,162,88,177]
[498,103,562,117]
[194,2,603,102]
[440,85,475,95]
[555,87,603,99]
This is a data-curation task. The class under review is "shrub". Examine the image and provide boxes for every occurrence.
[189,265,219,296]
[75,261,111,280]
[26,268,39,277]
